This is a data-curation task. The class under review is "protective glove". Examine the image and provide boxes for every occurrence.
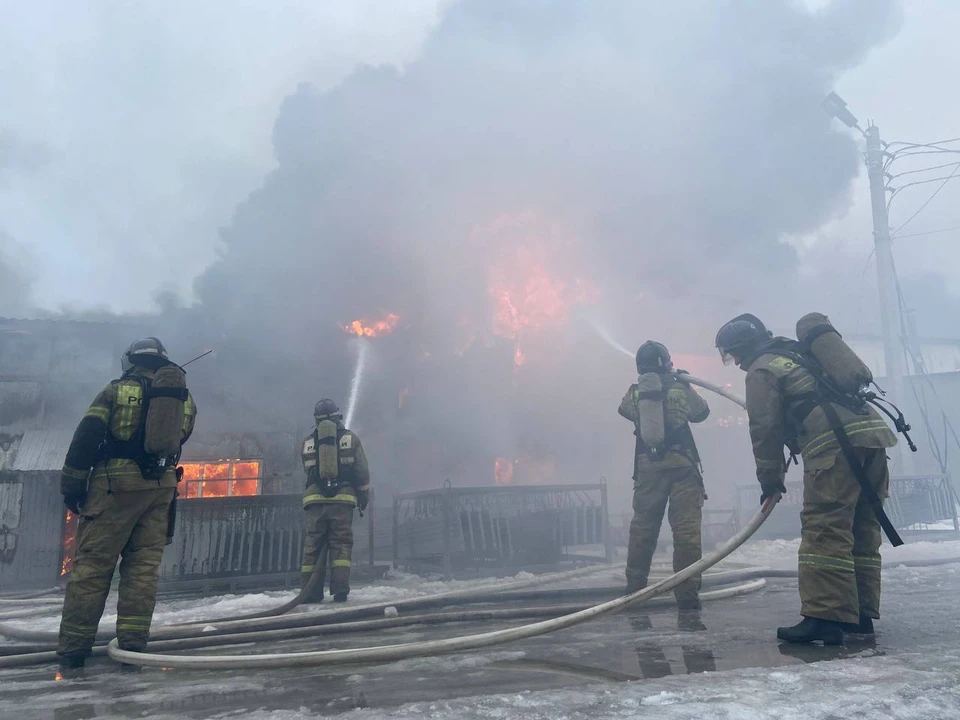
[356,490,370,513]
[758,469,787,505]
[60,472,88,516]
[64,492,86,516]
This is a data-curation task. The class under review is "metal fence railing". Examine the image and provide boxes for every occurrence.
[0,471,65,590]
[735,474,958,540]
[393,483,612,579]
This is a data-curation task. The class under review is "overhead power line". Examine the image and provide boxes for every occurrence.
[894,225,960,240]
[891,161,960,179]
[891,162,960,236]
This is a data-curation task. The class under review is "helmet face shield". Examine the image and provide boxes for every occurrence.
[720,349,736,366]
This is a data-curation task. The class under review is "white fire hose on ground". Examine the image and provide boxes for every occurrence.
[0,562,761,647]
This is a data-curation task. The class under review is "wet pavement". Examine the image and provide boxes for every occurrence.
[2,565,958,718]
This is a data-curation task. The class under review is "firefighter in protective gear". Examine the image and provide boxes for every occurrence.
[619,341,710,629]
[300,399,370,603]
[56,337,197,672]
[716,313,897,644]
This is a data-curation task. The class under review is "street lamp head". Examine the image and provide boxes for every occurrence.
[822,92,860,129]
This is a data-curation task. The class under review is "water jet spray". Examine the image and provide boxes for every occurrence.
[344,339,368,428]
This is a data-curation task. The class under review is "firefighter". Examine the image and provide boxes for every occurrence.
[715,314,897,644]
[300,398,370,603]
[618,341,710,630]
[57,337,197,673]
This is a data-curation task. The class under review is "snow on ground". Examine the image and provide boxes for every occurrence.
[202,649,960,720]
[0,565,619,636]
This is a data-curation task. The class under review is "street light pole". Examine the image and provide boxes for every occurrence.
[822,94,912,472]
[863,122,912,472]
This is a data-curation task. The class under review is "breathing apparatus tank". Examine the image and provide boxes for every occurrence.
[143,364,188,457]
[796,313,872,394]
[637,372,666,455]
[316,419,340,481]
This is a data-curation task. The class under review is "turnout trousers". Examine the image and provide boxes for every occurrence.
[301,502,355,599]
[58,486,174,657]
[625,465,704,610]
[799,447,889,624]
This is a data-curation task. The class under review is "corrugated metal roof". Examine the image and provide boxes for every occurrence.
[11,429,74,472]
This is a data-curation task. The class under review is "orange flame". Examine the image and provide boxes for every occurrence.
[476,212,594,368]
[342,313,400,338]
[180,459,261,498]
[494,457,515,485]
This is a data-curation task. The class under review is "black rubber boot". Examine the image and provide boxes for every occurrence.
[333,593,348,603]
[842,616,875,636]
[628,613,652,631]
[117,644,146,673]
[777,616,844,645]
[57,652,86,678]
[678,610,707,632]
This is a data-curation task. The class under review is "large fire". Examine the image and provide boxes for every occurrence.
[476,212,593,368]
[342,313,400,338]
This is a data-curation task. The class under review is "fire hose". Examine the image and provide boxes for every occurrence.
[0,562,627,646]
[0,578,769,667]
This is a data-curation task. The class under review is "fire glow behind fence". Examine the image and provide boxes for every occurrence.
[180,459,262,498]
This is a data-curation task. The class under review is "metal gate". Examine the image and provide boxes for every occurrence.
[393,483,612,578]
[0,471,65,590]
[735,473,958,539]
[159,494,304,585]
